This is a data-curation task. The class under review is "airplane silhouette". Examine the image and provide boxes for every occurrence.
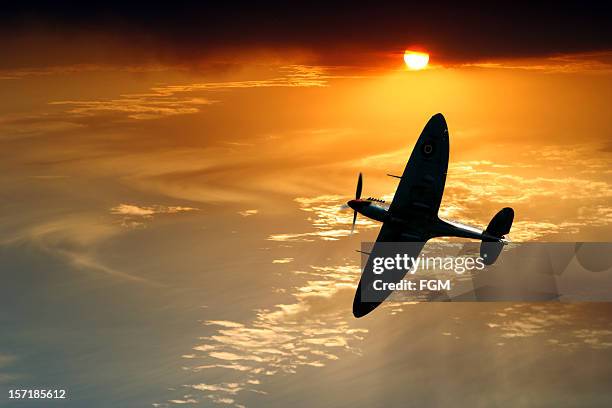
[348,113,514,318]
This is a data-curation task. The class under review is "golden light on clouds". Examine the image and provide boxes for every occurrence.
[1,47,612,408]
[404,50,429,70]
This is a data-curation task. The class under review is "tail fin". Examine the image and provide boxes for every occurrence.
[485,207,514,237]
[480,207,514,265]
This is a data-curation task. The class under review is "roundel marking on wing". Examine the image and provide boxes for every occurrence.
[421,139,435,157]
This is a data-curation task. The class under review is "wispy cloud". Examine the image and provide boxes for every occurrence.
[461,51,612,74]
[442,147,612,240]
[267,195,376,242]
[149,65,332,95]
[111,203,198,217]
[486,304,612,350]
[0,114,85,140]
[48,65,337,122]
[50,96,214,120]
[238,209,259,217]
[3,215,163,286]
[0,63,170,80]
[167,397,198,404]
[173,263,367,407]
[110,203,198,228]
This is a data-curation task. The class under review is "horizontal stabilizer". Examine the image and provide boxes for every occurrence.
[480,241,505,265]
[480,207,514,265]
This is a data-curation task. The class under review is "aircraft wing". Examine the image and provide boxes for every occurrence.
[352,113,449,317]
[388,113,449,220]
[352,223,425,317]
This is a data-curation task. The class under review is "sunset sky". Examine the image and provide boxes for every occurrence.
[1,3,612,408]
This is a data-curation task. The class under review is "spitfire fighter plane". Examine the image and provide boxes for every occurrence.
[348,113,514,318]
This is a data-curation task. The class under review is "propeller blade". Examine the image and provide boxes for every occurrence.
[356,172,363,199]
[351,210,357,234]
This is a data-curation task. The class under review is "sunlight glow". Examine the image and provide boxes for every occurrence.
[404,51,429,70]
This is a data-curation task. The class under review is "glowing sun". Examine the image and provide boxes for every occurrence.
[404,50,429,70]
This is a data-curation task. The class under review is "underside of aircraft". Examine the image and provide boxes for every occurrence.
[348,113,514,318]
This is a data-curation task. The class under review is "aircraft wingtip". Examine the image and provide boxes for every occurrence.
[424,113,447,133]
[352,301,377,318]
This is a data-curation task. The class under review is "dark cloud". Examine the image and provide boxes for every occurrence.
[1,2,612,68]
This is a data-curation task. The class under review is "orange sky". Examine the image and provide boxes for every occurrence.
[1,51,612,406]
[1,54,611,244]
[1,4,612,406]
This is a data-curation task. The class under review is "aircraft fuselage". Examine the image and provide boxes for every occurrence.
[347,198,503,242]
[347,199,388,223]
